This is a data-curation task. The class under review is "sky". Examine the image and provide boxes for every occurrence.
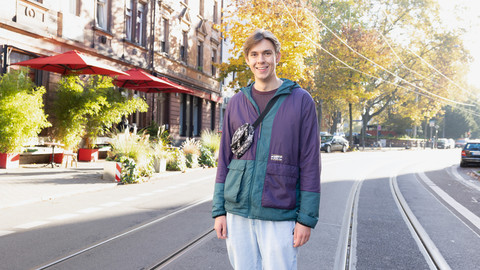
[437,0,480,89]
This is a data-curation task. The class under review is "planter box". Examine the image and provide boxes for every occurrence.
[0,153,20,169]
[78,148,99,162]
[103,161,122,182]
[53,153,64,164]
[154,158,167,173]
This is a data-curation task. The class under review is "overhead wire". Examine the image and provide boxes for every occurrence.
[383,10,476,98]
[277,0,474,107]
[276,0,474,106]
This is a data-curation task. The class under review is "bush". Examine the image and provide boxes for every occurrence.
[200,129,221,157]
[182,138,201,168]
[0,69,51,153]
[199,146,216,168]
[108,130,154,181]
[166,148,187,172]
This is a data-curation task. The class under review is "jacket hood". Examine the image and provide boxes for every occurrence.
[240,79,300,112]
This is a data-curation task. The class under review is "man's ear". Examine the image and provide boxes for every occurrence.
[245,55,250,66]
[276,52,281,65]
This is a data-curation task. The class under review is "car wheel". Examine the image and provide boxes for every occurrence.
[326,145,331,153]
[460,161,466,168]
[342,145,347,152]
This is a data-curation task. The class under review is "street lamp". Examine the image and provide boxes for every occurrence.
[429,120,435,148]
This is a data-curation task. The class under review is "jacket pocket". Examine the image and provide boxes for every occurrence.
[262,163,299,210]
[224,159,247,203]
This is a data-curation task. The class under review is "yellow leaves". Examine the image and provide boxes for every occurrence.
[220,0,320,88]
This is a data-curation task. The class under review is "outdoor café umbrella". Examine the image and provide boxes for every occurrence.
[114,68,193,94]
[12,50,128,76]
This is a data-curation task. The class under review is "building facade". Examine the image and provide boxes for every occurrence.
[0,0,224,144]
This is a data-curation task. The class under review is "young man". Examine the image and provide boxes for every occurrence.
[212,29,321,270]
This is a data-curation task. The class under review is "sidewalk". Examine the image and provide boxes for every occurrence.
[0,161,184,209]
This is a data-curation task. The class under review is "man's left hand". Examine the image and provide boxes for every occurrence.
[293,222,311,247]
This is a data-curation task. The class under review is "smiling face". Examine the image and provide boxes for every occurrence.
[245,39,281,86]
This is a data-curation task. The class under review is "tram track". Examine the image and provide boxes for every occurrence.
[338,160,452,270]
[34,198,212,270]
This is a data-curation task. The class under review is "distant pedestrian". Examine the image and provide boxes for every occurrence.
[212,29,321,270]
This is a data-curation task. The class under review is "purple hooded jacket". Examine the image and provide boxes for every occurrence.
[212,79,321,228]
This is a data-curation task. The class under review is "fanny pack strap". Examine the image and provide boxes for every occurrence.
[252,94,281,128]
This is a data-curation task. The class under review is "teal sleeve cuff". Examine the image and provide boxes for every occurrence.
[212,182,226,218]
[297,191,320,228]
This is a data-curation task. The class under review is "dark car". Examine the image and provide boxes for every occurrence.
[437,138,453,149]
[460,141,480,167]
[321,135,349,153]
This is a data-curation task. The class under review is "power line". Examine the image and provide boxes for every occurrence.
[383,10,476,98]
[277,0,474,107]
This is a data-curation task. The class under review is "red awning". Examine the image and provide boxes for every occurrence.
[114,68,193,94]
[12,50,128,76]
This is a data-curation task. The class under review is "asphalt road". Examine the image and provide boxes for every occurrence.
[1,148,479,270]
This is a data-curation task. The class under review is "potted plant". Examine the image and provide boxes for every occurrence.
[0,69,51,168]
[80,75,147,161]
[53,75,147,162]
[150,124,171,173]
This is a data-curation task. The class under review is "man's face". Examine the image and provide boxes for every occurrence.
[245,39,281,82]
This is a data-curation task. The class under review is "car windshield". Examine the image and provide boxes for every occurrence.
[465,143,480,150]
[321,136,333,142]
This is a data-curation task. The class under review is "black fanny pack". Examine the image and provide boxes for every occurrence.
[230,95,281,158]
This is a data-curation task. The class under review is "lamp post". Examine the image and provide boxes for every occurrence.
[429,120,435,149]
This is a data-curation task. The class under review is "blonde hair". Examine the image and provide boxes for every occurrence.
[243,29,281,57]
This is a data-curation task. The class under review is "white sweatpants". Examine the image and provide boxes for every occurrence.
[226,213,298,270]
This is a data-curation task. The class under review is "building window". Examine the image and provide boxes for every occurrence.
[161,18,169,53]
[125,0,133,41]
[211,49,217,76]
[199,0,204,17]
[180,94,188,137]
[180,94,202,137]
[213,1,218,24]
[197,42,203,71]
[180,31,188,62]
[68,0,80,16]
[193,97,202,136]
[96,0,109,30]
[135,2,145,45]
[211,101,216,131]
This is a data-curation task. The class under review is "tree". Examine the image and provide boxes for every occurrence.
[312,0,472,144]
[218,0,320,90]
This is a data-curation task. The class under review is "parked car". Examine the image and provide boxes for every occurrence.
[455,138,469,148]
[321,135,349,153]
[448,138,455,148]
[437,138,454,149]
[460,141,480,167]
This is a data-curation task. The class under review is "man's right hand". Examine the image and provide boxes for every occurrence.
[214,215,227,239]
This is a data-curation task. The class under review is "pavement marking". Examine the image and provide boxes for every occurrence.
[100,202,121,207]
[50,213,80,221]
[77,207,103,214]
[121,197,138,202]
[139,192,155,197]
[418,172,480,230]
[0,230,15,237]
[153,189,166,193]
[15,220,50,229]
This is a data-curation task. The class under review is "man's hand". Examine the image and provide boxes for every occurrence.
[293,222,311,247]
[214,215,227,239]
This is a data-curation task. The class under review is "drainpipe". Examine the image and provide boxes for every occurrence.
[150,0,157,71]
